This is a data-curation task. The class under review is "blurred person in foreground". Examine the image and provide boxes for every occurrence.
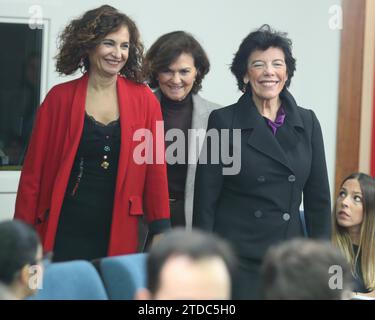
[261,238,352,300]
[135,228,235,299]
[0,220,44,300]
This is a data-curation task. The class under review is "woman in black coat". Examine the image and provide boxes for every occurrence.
[193,25,331,299]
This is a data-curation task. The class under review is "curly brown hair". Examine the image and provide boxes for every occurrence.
[55,5,144,82]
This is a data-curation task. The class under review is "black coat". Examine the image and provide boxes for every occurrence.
[193,89,331,261]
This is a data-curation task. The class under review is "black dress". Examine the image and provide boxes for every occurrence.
[352,245,370,293]
[53,113,121,262]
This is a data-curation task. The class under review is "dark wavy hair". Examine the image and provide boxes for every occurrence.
[55,5,144,82]
[0,220,40,285]
[144,31,210,94]
[231,24,296,92]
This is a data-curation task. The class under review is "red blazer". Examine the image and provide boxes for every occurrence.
[14,74,170,255]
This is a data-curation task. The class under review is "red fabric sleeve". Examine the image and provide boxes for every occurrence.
[14,100,51,225]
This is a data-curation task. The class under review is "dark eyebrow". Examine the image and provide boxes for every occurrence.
[102,39,129,45]
[163,67,191,72]
[250,59,285,63]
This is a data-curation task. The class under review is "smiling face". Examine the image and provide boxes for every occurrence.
[88,25,130,77]
[157,52,197,101]
[336,179,364,235]
[245,47,288,106]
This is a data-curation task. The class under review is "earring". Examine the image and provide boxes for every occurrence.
[242,81,249,93]
[78,58,86,74]
[242,76,249,92]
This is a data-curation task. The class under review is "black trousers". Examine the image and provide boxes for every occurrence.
[138,198,186,252]
[232,256,262,300]
[169,198,185,227]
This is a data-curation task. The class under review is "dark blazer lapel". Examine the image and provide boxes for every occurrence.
[233,91,293,171]
[275,89,305,153]
[275,121,299,153]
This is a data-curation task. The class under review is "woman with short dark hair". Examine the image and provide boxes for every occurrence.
[193,24,331,299]
[144,31,221,229]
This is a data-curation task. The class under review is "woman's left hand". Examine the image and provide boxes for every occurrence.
[150,233,164,248]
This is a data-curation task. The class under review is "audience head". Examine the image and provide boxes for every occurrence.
[0,220,43,299]
[144,31,210,100]
[136,228,234,300]
[0,282,15,300]
[261,238,352,300]
[333,172,375,291]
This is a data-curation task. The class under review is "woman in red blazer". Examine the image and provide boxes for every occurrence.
[14,5,170,261]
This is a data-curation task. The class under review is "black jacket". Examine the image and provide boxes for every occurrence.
[193,89,331,260]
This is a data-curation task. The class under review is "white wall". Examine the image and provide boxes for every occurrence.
[0,0,341,219]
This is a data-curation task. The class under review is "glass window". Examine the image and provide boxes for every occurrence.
[0,22,42,170]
